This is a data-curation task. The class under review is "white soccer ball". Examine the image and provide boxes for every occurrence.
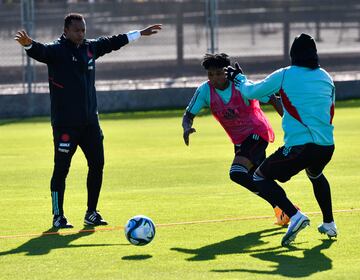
[124,215,156,246]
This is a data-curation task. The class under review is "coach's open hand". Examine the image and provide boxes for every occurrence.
[14,30,33,47]
[140,24,162,36]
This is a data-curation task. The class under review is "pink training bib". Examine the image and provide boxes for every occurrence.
[209,81,275,144]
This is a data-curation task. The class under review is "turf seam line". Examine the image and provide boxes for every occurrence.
[0,208,359,239]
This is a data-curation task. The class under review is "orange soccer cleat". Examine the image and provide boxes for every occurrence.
[274,205,300,226]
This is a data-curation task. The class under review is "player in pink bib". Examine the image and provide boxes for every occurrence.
[209,80,274,145]
[182,53,287,225]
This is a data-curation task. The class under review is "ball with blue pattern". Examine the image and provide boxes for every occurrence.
[124,215,156,246]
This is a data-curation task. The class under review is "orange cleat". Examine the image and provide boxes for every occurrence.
[274,205,300,226]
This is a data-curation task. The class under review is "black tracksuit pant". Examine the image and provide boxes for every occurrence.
[50,123,104,216]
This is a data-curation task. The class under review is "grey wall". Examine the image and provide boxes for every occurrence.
[0,87,195,119]
[0,80,359,119]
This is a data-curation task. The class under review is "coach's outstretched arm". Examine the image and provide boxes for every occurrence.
[14,29,56,64]
[14,30,32,47]
[93,24,162,59]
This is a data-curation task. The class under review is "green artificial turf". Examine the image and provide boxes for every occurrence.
[0,100,359,280]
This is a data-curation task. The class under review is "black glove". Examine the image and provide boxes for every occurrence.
[182,111,196,146]
[225,62,243,81]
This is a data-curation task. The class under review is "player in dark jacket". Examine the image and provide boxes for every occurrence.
[15,13,162,228]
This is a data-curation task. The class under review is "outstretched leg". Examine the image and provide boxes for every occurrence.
[307,171,334,223]
[230,159,276,208]
[306,145,337,237]
[254,145,313,245]
[307,170,337,238]
[230,136,291,225]
[230,136,277,207]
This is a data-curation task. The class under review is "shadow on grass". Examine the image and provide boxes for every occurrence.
[0,226,120,256]
[122,254,153,260]
[171,227,283,261]
[172,227,336,278]
[211,239,336,278]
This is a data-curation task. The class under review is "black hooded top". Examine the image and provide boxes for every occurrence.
[290,33,320,69]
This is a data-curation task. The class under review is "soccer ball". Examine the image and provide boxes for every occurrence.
[124,215,156,246]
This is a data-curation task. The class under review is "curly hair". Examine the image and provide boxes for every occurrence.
[201,53,230,70]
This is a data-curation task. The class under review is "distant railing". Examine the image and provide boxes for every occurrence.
[1,0,359,94]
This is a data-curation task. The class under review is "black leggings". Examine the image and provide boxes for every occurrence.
[255,143,334,219]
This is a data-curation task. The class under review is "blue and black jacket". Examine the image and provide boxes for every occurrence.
[26,34,129,126]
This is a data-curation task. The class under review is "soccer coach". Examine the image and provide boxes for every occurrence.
[15,13,162,228]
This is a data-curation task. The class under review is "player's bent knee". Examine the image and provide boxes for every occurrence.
[229,164,249,185]
[229,171,247,185]
[306,169,323,180]
[232,156,253,170]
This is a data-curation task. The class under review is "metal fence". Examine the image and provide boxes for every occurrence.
[1,0,360,94]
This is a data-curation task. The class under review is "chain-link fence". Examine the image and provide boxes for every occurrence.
[1,0,360,94]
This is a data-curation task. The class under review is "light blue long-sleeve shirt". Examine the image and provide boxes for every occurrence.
[186,81,270,115]
[234,66,335,147]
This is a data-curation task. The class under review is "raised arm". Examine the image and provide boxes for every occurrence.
[14,30,32,47]
[14,30,56,64]
[93,24,162,59]
[226,65,284,100]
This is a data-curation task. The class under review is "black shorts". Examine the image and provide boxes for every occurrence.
[259,143,335,182]
[234,134,269,167]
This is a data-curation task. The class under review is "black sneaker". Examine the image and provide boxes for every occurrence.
[84,211,108,226]
[53,215,73,228]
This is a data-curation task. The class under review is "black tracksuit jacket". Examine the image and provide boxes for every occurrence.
[26,34,129,126]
